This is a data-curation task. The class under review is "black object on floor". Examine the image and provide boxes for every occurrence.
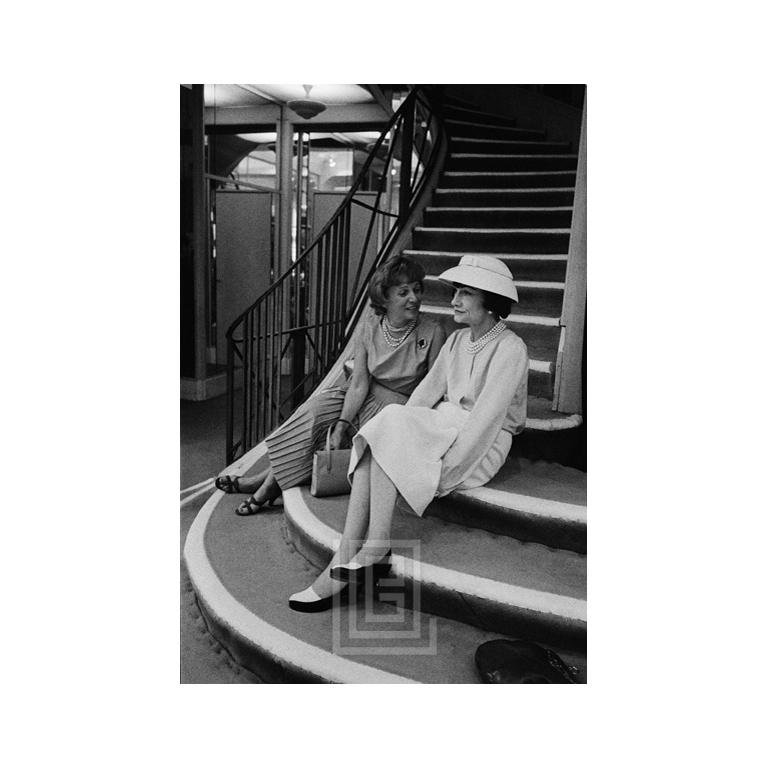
[475,639,579,684]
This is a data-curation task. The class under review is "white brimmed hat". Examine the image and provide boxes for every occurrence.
[438,254,518,302]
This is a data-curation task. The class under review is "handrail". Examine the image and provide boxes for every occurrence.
[225,87,444,463]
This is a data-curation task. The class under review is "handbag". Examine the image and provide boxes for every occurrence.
[474,639,579,684]
[310,424,355,497]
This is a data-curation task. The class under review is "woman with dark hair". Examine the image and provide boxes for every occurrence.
[216,255,446,515]
[289,254,528,612]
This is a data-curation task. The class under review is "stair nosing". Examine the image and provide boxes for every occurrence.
[435,187,576,193]
[421,303,560,326]
[426,206,573,212]
[284,488,587,624]
[454,487,586,524]
[444,171,575,176]
[423,275,564,291]
[183,490,418,684]
[445,118,545,133]
[403,249,568,261]
[450,153,578,159]
[451,137,569,146]
[415,226,571,234]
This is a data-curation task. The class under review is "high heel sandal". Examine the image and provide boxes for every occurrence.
[215,475,241,494]
[288,583,352,613]
[329,549,392,584]
[235,489,280,516]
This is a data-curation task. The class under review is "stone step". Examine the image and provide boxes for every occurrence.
[284,486,587,650]
[446,154,579,172]
[403,250,569,282]
[184,490,590,681]
[424,206,574,229]
[421,303,561,361]
[433,188,575,207]
[445,118,546,141]
[423,275,564,318]
[427,458,587,553]
[413,226,571,255]
[440,171,577,189]
[449,137,572,155]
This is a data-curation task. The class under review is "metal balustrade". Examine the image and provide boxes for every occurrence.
[225,88,444,463]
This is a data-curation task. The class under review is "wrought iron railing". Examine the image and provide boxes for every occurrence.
[225,88,444,464]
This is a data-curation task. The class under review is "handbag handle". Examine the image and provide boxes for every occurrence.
[323,420,357,471]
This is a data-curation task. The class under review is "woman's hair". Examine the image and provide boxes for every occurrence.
[481,290,513,319]
[368,256,426,316]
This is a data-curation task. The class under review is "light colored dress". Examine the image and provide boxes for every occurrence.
[266,311,444,490]
[348,327,528,515]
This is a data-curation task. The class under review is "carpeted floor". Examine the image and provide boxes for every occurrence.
[180,394,263,684]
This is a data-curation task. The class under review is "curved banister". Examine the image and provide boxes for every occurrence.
[225,87,445,463]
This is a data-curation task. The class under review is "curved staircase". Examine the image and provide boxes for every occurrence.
[183,90,586,683]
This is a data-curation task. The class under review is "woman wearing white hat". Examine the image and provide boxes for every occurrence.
[289,254,529,612]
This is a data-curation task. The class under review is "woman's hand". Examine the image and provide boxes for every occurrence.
[328,421,347,450]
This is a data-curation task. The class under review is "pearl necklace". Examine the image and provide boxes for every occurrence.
[382,316,417,348]
[465,320,506,354]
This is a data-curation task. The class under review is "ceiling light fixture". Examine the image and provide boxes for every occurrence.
[287,84,327,120]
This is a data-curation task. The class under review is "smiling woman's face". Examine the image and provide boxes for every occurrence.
[450,284,486,326]
[383,280,423,326]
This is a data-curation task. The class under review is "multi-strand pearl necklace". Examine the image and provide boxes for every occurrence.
[382,316,417,348]
[465,320,506,354]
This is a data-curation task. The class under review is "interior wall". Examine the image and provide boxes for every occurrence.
[214,191,273,365]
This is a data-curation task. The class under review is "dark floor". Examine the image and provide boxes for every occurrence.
[180,393,263,683]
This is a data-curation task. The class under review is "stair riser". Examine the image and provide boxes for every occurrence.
[414,229,570,254]
[450,139,570,155]
[285,515,586,652]
[435,190,575,207]
[441,172,576,189]
[194,588,323,683]
[425,208,573,229]
[423,279,564,318]
[447,155,577,172]
[414,253,568,282]
[429,499,586,554]
[446,121,545,141]
[424,310,561,360]
[417,587,586,651]
[510,426,587,471]
[529,368,554,399]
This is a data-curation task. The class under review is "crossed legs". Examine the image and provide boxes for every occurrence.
[307,447,397,599]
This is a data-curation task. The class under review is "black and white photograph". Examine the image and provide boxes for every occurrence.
[180,84,587,683]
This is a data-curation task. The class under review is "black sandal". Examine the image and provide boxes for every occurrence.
[235,493,279,516]
[215,475,241,494]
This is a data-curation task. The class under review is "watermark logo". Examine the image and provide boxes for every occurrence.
[331,539,438,656]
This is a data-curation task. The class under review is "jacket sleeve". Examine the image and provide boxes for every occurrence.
[439,337,528,490]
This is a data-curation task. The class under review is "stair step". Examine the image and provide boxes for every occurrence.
[414,226,571,255]
[445,118,546,141]
[421,303,561,361]
[403,250,569,282]
[424,206,574,229]
[285,487,587,650]
[443,104,519,127]
[447,154,578,172]
[184,493,590,682]
[429,458,587,553]
[434,188,575,207]
[450,137,571,155]
[423,275,564,318]
[441,171,577,189]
